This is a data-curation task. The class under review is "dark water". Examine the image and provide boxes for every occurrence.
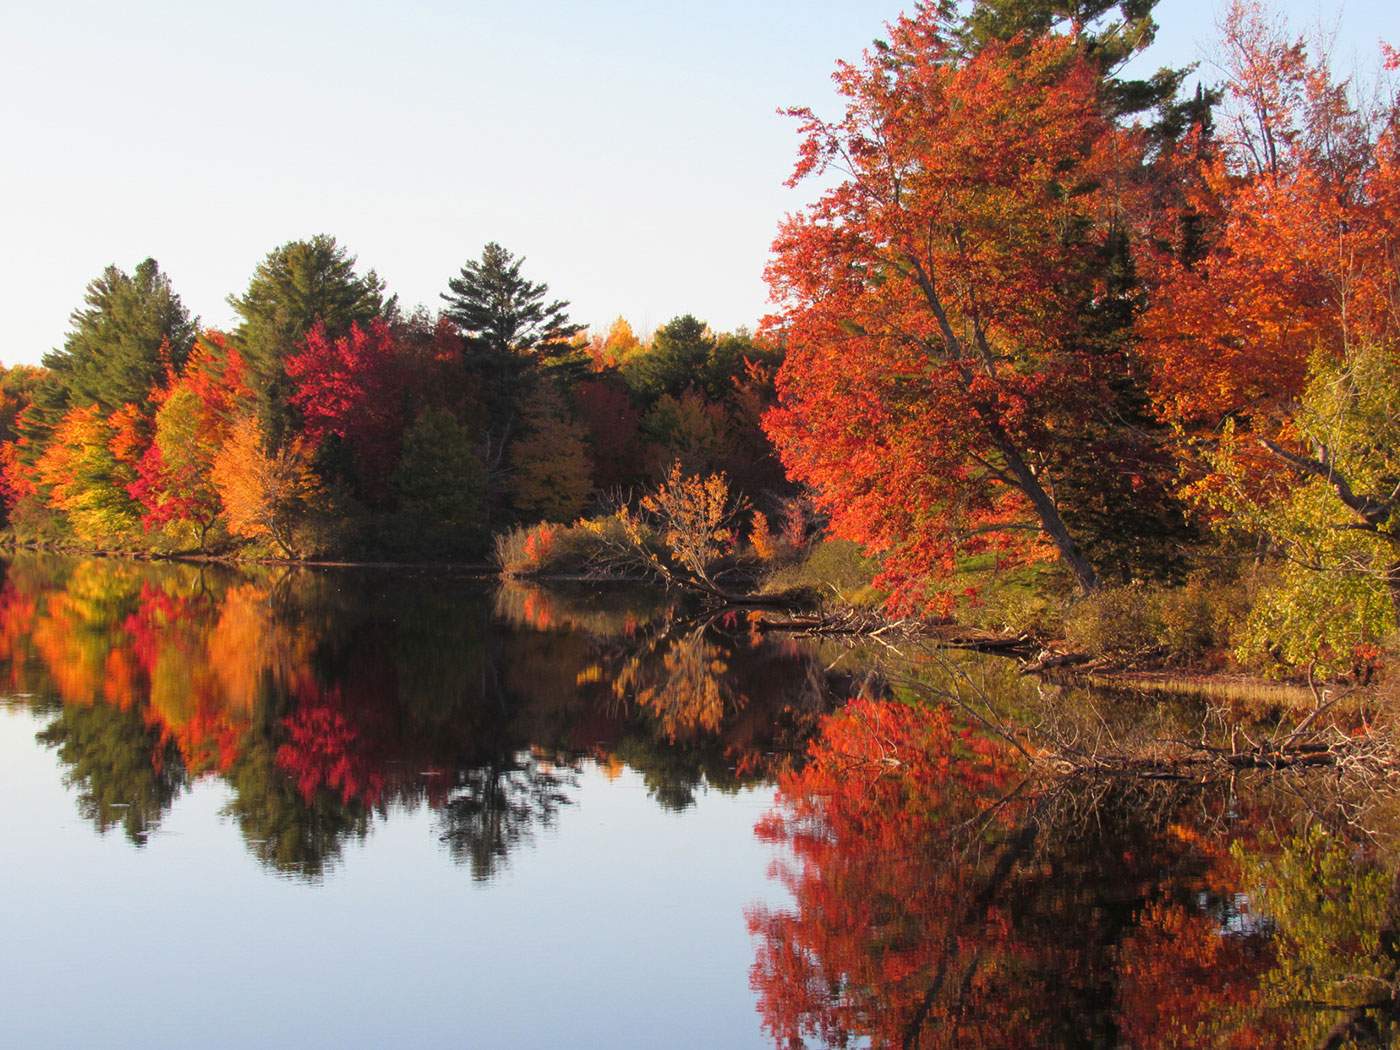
[1,554,1396,1049]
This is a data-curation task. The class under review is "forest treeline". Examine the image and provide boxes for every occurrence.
[0,240,786,562]
[2,0,1398,680]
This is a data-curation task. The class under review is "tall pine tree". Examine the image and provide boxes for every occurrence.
[43,258,197,414]
[440,242,583,413]
[228,234,386,443]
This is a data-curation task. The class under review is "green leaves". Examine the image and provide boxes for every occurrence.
[43,258,197,414]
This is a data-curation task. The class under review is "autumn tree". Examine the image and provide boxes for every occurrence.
[0,365,46,440]
[33,404,144,544]
[286,318,412,503]
[586,316,644,369]
[0,365,48,529]
[506,385,593,523]
[639,390,726,478]
[610,464,751,597]
[128,336,250,551]
[212,415,322,558]
[574,378,645,490]
[1139,2,1400,655]
[42,258,197,414]
[228,235,386,439]
[763,14,1150,607]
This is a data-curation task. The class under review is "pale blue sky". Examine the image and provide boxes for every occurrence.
[1,0,1394,367]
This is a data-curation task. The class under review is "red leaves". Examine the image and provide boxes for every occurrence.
[287,319,414,501]
[763,17,1132,605]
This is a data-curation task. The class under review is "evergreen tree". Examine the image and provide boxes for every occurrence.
[623,315,712,402]
[391,407,488,556]
[623,315,760,403]
[228,234,386,441]
[440,242,583,412]
[43,258,197,414]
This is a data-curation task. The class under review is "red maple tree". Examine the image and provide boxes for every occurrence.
[762,14,1143,608]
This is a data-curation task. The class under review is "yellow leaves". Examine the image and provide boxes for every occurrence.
[210,415,321,557]
[638,462,747,582]
[625,628,740,741]
[507,385,593,523]
[589,316,644,369]
[34,404,142,544]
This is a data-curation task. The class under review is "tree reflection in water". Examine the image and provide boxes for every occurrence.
[7,553,1400,1037]
[37,699,187,845]
[0,556,840,879]
[749,682,1400,1049]
[437,754,579,881]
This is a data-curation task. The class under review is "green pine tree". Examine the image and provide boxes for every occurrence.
[43,258,197,414]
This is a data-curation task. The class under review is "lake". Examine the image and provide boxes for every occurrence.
[1,554,1396,1048]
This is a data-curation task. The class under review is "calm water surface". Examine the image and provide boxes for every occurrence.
[2,554,1398,1048]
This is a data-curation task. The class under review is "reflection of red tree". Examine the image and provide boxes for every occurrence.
[749,697,1029,1049]
[275,655,397,808]
[278,684,386,807]
[747,698,1286,1049]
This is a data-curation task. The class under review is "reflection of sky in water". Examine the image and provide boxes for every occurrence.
[0,705,786,1050]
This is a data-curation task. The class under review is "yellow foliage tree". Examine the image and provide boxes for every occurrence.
[33,404,143,545]
[211,415,320,557]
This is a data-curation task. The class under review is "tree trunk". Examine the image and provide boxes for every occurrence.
[983,418,1099,596]
[1386,560,1400,632]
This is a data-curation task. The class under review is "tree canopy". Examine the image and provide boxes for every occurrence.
[229,234,386,390]
[42,258,197,414]
[763,11,1148,604]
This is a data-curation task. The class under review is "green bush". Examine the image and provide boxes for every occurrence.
[1064,584,1166,662]
[761,538,883,606]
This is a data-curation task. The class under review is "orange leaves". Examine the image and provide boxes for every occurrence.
[34,404,142,544]
[750,697,1033,1046]
[1141,0,1397,430]
[765,15,1133,603]
[634,462,747,586]
[211,415,321,557]
[749,510,779,561]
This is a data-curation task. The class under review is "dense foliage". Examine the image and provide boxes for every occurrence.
[2,240,785,563]
[2,0,1396,676]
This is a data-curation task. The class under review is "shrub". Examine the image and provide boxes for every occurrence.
[494,523,559,576]
[1064,584,1166,662]
[750,510,779,562]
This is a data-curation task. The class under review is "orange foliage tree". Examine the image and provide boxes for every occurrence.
[762,14,1145,608]
[128,336,250,549]
[33,404,144,544]
[211,415,321,557]
[1140,0,1398,429]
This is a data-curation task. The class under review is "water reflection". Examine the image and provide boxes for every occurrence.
[749,688,1400,1048]
[0,555,838,879]
[10,554,1400,1045]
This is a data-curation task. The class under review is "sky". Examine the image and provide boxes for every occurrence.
[1,0,1395,368]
